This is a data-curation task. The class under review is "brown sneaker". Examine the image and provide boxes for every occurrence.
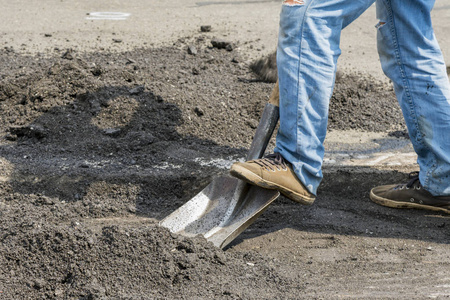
[230,153,315,205]
[370,172,450,214]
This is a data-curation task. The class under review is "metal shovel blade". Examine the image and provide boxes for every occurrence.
[159,176,279,248]
[160,82,280,248]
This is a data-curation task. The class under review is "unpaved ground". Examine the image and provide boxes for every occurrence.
[0,34,449,299]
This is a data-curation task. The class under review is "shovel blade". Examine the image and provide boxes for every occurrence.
[159,175,279,248]
[160,86,281,248]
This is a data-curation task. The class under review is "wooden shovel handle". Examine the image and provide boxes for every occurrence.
[268,80,279,107]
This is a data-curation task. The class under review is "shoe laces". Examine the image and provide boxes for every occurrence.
[253,153,288,172]
[395,171,422,190]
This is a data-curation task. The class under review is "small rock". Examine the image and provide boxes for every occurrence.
[91,67,102,76]
[194,107,204,117]
[71,221,80,227]
[113,38,122,43]
[192,68,200,75]
[5,46,15,53]
[187,45,197,55]
[245,119,258,129]
[61,49,74,60]
[44,33,52,37]
[129,132,155,146]
[129,85,145,95]
[231,57,239,63]
[211,39,232,50]
[126,57,136,64]
[200,25,212,32]
[103,128,121,137]
[249,51,277,83]
[214,252,227,265]
[40,196,54,205]
[33,279,45,290]
[388,130,409,139]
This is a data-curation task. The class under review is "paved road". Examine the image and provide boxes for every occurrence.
[1,0,449,78]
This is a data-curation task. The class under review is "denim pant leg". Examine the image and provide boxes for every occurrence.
[274,0,375,195]
[376,0,450,196]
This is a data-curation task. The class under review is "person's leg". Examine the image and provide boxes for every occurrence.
[274,0,375,195]
[370,0,450,213]
[231,0,375,203]
[376,0,450,196]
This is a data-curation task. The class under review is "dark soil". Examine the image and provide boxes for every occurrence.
[1,37,448,299]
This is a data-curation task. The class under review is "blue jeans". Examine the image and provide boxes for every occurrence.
[274,0,450,196]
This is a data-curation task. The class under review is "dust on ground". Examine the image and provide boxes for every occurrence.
[0,36,449,299]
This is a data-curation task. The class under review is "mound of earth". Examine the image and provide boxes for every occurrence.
[1,216,292,299]
[0,36,404,155]
[250,50,404,133]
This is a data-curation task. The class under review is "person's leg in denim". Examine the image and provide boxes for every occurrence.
[274,0,375,195]
[375,0,450,196]
[369,0,450,213]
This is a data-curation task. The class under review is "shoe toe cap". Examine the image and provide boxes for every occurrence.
[230,161,262,177]
[371,184,398,198]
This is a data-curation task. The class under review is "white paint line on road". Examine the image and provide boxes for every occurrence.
[86,12,131,20]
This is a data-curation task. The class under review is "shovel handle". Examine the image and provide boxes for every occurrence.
[246,81,280,161]
[268,80,279,107]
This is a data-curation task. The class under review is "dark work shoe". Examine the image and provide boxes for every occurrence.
[230,153,315,205]
[370,172,450,214]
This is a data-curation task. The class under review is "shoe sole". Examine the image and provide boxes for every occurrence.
[230,165,315,205]
[370,189,450,214]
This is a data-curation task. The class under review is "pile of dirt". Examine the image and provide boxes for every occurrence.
[1,217,295,299]
[250,50,404,132]
[0,36,404,155]
[330,72,403,132]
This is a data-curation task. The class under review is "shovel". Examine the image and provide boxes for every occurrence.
[160,82,280,249]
